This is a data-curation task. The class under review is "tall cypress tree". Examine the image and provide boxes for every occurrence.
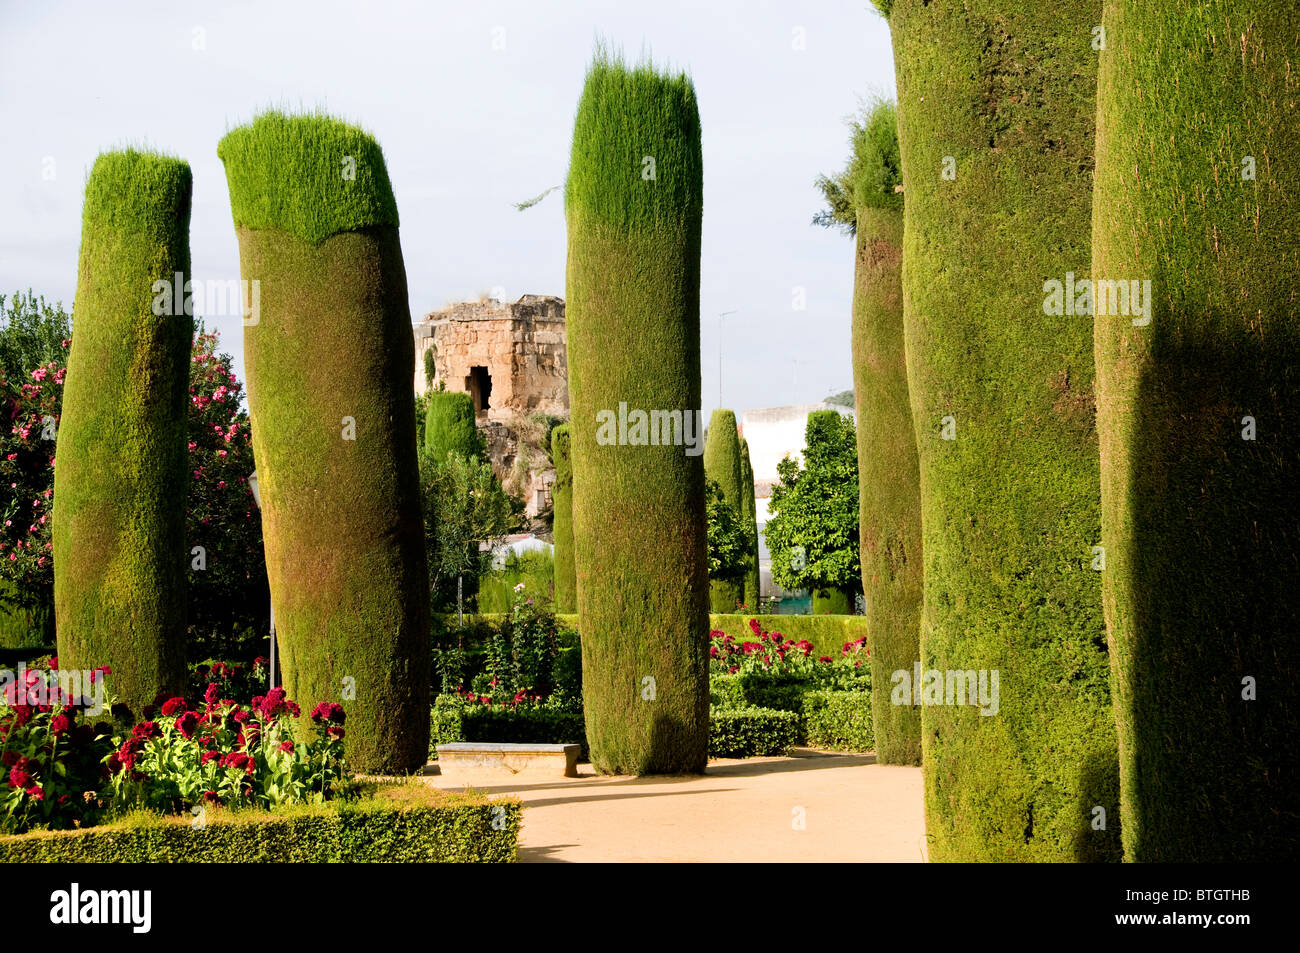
[704,409,745,612]
[566,53,709,774]
[218,111,430,773]
[1093,0,1300,860]
[739,438,760,609]
[53,150,192,713]
[550,424,576,613]
[828,101,923,765]
[885,0,1119,860]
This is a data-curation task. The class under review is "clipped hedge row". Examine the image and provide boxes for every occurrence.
[707,614,866,660]
[709,672,811,714]
[443,612,865,666]
[0,784,520,863]
[430,700,588,760]
[803,691,873,752]
[709,707,802,759]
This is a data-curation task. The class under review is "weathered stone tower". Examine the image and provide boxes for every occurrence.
[413,294,568,420]
[413,294,569,518]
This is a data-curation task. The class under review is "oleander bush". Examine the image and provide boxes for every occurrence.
[0,781,521,863]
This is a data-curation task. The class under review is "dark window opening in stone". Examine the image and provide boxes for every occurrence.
[467,365,492,414]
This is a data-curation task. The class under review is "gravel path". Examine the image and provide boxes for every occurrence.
[423,749,926,863]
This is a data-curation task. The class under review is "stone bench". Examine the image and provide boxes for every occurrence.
[436,742,580,779]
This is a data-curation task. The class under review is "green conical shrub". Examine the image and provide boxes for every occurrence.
[551,424,576,613]
[565,53,709,775]
[843,101,922,766]
[1093,0,1300,861]
[53,150,193,713]
[704,409,745,612]
[739,438,760,609]
[424,390,485,462]
[218,111,430,773]
[886,0,1119,860]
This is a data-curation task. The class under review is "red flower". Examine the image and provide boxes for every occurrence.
[8,767,34,788]
[50,713,70,734]
[200,751,219,765]
[176,711,199,738]
[278,741,294,754]
[819,656,833,664]
[25,784,44,801]
[132,721,161,740]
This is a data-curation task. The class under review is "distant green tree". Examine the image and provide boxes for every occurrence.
[764,411,860,598]
[420,448,520,616]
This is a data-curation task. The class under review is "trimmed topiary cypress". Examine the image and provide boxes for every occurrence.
[565,53,709,775]
[53,150,193,713]
[1093,0,1300,861]
[739,438,760,609]
[550,424,576,613]
[844,102,921,766]
[424,390,486,462]
[218,111,429,773]
[704,409,745,612]
[887,0,1119,860]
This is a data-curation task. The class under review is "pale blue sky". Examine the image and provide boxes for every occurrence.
[0,0,895,418]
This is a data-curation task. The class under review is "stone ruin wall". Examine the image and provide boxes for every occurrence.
[413,295,568,519]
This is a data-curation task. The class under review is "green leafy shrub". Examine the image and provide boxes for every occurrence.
[802,691,873,752]
[708,707,801,759]
[476,549,554,614]
[0,782,520,863]
[704,409,747,612]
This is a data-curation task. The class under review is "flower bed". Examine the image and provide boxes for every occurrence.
[0,781,520,863]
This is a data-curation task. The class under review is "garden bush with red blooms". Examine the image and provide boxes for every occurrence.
[189,656,269,705]
[0,325,269,657]
[708,618,869,690]
[0,660,118,834]
[1,654,352,834]
[106,685,349,815]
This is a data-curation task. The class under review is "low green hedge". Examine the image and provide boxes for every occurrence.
[709,707,802,759]
[431,698,588,760]
[708,614,866,660]
[802,691,873,752]
[709,672,813,714]
[0,782,520,863]
[440,613,865,664]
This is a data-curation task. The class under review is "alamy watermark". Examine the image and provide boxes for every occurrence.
[595,403,704,457]
[891,663,1000,716]
[1,663,106,716]
[151,273,261,325]
[1043,272,1152,326]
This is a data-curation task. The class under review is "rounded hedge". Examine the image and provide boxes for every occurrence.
[550,424,576,613]
[424,390,485,462]
[53,150,193,713]
[889,0,1119,860]
[218,112,430,773]
[1093,0,1300,861]
[704,409,745,612]
[565,53,709,775]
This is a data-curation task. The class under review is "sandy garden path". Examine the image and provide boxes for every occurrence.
[422,749,926,863]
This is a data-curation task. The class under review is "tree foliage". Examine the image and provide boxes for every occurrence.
[705,478,753,585]
[764,411,860,594]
